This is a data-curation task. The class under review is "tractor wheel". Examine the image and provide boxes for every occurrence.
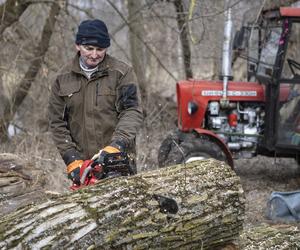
[158,130,229,168]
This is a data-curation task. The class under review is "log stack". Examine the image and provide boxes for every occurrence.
[0,159,245,249]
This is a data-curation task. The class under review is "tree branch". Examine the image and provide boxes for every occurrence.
[0,0,31,34]
[107,0,178,82]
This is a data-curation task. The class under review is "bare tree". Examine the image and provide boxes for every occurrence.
[0,0,31,141]
[107,0,177,83]
[0,1,62,141]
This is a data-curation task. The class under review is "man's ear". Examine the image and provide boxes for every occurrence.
[75,44,81,51]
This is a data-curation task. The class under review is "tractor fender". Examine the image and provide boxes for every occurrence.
[194,128,234,169]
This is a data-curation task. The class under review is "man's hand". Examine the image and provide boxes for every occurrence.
[92,146,120,164]
[67,160,84,185]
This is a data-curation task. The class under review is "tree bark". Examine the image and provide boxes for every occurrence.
[0,159,245,249]
[239,224,300,249]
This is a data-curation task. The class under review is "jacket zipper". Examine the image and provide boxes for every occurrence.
[82,78,89,156]
[96,81,99,106]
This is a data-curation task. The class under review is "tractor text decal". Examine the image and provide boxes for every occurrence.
[201,90,257,96]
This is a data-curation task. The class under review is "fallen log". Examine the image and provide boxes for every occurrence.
[239,224,300,249]
[0,159,245,249]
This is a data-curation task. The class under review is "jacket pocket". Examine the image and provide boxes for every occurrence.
[96,84,116,108]
[58,81,82,115]
[58,81,81,97]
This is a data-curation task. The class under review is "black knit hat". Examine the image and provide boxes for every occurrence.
[76,19,110,48]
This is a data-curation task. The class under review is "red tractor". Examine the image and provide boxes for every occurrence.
[158,6,300,168]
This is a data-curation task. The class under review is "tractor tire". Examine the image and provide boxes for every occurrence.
[158,130,229,168]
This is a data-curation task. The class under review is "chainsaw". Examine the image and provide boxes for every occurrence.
[70,152,135,190]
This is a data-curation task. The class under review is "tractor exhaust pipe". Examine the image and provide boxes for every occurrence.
[221,0,233,108]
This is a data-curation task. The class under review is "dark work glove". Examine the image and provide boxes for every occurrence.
[67,160,83,185]
[98,146,120,164]
[91,140,125,163]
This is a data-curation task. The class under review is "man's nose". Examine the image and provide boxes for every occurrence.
[91,50,98,58]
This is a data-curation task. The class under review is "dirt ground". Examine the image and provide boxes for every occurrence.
[234,156,300,227]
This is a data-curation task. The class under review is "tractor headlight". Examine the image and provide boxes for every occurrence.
[188,101,198,115]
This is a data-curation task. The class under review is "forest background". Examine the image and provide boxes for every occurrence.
[0,0,299,221]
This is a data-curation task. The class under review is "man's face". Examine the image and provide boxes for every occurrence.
[76,44,107,67]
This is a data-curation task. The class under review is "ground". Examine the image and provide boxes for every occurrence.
[235,156,300,227]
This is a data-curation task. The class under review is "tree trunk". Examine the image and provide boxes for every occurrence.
[239,224,300,249]
[0,159,245,249]
[174,0,193,79]
[127,0,147,98]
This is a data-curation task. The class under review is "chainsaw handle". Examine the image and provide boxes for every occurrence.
[90,160,99,168]
[80,165,92,184]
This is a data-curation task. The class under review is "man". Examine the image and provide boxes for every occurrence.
[48,19,143,184]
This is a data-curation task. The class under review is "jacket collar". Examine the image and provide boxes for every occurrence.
[71,52,110,76]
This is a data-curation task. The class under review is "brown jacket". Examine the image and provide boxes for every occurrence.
[48,53,143,165]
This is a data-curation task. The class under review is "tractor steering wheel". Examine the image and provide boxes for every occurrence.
[287,58,300,79]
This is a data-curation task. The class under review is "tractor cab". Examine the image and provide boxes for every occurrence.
[235,7,300,158]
